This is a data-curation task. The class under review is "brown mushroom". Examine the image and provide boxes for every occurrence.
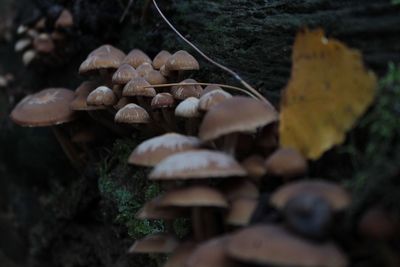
[265,147,308,179]
[122,48,152,68]
[153,50,171,70]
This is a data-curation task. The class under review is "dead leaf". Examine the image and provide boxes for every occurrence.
[279,28,377,160]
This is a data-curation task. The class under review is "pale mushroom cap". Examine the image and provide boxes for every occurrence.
[33,33,54,53]
[55,9,73,28]
[151,93,175,109]
[166,50,200,71]
[11,88,75,127]
[270,180,351,211]
[112,64,138,85]
[241,155,267,178]
[199,96,278,141]
[86,86,117,106]
[265,147,308,177]
[160,64,172,77]
[115,103,150,124]
[122,49,152,68]
[175,97,201,118]
[122,77,156,97]
[164,242,197,267]
[145,70,167,85]
[227,225,348,267]
[15,38,32,52]
[79,45,125,74]
[136,197,187,220]
[128,234,178,254]
[171,79,203,100]
[198,89,232,112]
[201,84,223,97]
[149,150,247,180]
[137,62,154,77]
[186,236,239,267]
[128,132,201,167]
[70,81,101,110]
[22,50,36,65]
[158,186,228,208]
[153,50,172,69]
[225,197,258,226]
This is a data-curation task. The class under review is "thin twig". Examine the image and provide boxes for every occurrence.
[143,82,258,99]
[151,0,271,106]
[120,0,135,23]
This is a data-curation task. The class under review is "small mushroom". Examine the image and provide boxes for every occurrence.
[175,97,201,135]
[171,79,203,100]
[114,103,150,124]
[122,48,152,68]
[166,50,199,80]
[152,50,172,69]
[265,147,308,179]
[198,89,232,112]
[86,86,117,107]
[137,62,154,77]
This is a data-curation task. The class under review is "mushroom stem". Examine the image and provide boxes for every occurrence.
[137,96,151,111]
[162,108,178,132]
[192,207,204,241]
[51,126,85,171]
[185,117,200,136]
[223,133,239,156]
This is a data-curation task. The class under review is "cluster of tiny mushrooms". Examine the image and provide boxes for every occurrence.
[7,2,390,266]
[14,8,73,65]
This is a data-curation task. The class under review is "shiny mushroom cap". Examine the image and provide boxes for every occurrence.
[265,147,308,177]
[70,81,101,111]
[271,180,351,211]
[114,103,150,124]
[199,96,278,141]
[152,50,171,69]
[145,70,167,85]
[158,186,228,208]
[175,97,201,118]
[241,155,267,178]
[227,225,348,267]
[201,84,223,97]
[137,62,154,77]
[79,45,125,74]
[122,48,152,68]
[151,93,175,109]
[198,89,232,112]
[171,79,203,100]
[149,150,247,180]
[166,50,199,71]
[122,77,156,97]
[11,88,75,127]
[112,63,138,85]
[86,86,117,106]
[128,132,201,167]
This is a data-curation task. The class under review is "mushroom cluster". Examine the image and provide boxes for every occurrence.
[14,8,73,66]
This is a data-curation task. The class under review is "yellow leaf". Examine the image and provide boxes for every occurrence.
[279,28,377,160]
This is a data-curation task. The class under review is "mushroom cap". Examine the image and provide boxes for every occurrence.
[113,97,131,110]
[145,70,167,85]
[122,77,156,97]
[174,97,201,118]
[15,38,32,52]
[201,84,223,97]
[220,179,259,201]
[128,132,201,167]
[241,155,267,178]
[265,148,308,177]
[225,197,258,226]
[136,62,154,77]
[186,236,239,267]
[199,96,278,141]
[227,225,348,267]
[271,180,351,211]
[86,86,117,106]
[114,103,150,124]
[112,63,138,85]
[164,242,197,267]
[151,93,175,109]
[166,50,199,71]
[79,45,125,74]
[136,197,187,220]
[55,9,73,29]
[171,79,203,100]
[128,234,178,254]
[198,89,232,112]
[11,88,75,127]
[70,81,101,111]
[22,50,36,65]
[33,33,54,53]
[149,150,247,180]
[122,49,152,68]
[160,64,172,77]
[158,186,228,208]
[153,50,172,69]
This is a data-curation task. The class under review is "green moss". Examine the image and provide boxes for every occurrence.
[98,138,164,239]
